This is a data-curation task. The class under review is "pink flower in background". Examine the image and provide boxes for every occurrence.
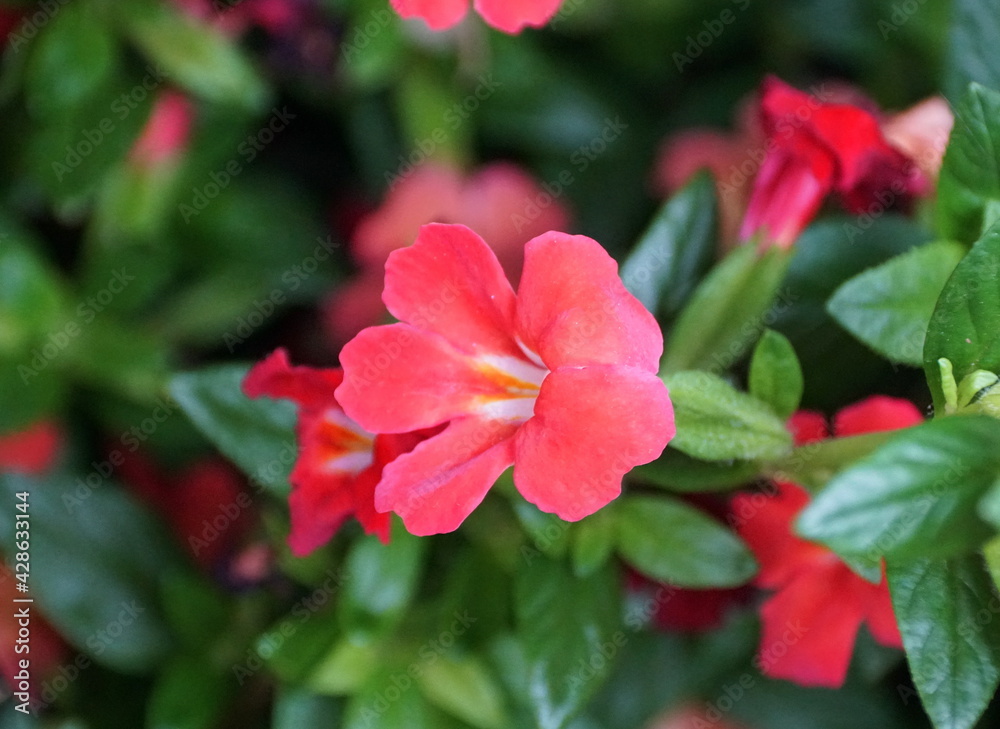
[739,76,928,248]
[337,223,674,535]
[324,162,569,345]
[734,396,923,687]
[243,349,425,554]
[882,96,954,181]
[129,90,195,170]
[0,421,62,474]
[390,0,563,33]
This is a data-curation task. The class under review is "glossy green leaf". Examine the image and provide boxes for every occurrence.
[828,241,966,366]
[664,370,793,461]
[797,416,1000,562]
[515,558,621,729]
[620,171,717,318]
[924,230,1000,413]
[748,329,803,418]
[168,364,297,496]
[888,555,1000,729]
[417,654,508,729]
[945,0,1000,101]
[663,243,793,373]
[936,84,1000,242]
[118,0,268,109]
[615,495,756,588]
[148,655,231,729]
[0,474,176,673]
[339,522,428,642]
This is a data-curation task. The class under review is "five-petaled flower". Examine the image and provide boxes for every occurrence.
[244,349,424,554]
[734,395,923,687]
[740,76,928,248]
[336,223,675,536]
[389,0,563,34]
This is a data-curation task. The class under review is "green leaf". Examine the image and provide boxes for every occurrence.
[663,371,793,461]
[796,416,1000,563]
[620,171,717,318]
[614,495,756,588]
[631,449,761,493]
[168,364,297,496]
[513,497,572,560]
[273,686,342,729]
[339,522,428,642]
[571,509,617,578]
[770,430,901,492]
[515,558,621,729]
[888,555,1000,729]
[342,668,452,729]
[417,654,508,729]
[748,329,803,418]
[924,230,1000,413]
[159,571,229,651]
[936,84,1000,242]
[0,474,176,673]
[118,0,268,109]
[0,355,65,434]
[828,241,966,367]
[64,317,171,402]
[0,223,64,356]
[945,0,1000,101]
[147,655,231,729]
[308,640,381,695]
[662,243,793,373]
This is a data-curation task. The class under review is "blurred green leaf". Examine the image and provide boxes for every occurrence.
[169,364,297,496]
[417,654,508,729]
[273,686,342,729]
[571,509,617,578]
[945,0,1000,101]
[64,317,171,402]
[0,224,64,355]
[888,555,1000,729]
[0,354,66,434]
[308,640,381,696]
[0,474,177,673]
[515,557,621,729]
[25,1,117,116]
[632,448,761,492]
[512,497,572,561]
[342,667,451,729]
[664,370,793,461]
[147,655,231,729]
[118,0,268,109]
[924,230,1000,413]
[797,416,1000,563]
[339,521,428,642]
[770,430,900,492]
[748,329,803,418]
[663,244,793,373]
[159,571,229,651]
[614,495,756,588]
[936,84,1000,242]
[620,171,717,319]
[828,241,965,367]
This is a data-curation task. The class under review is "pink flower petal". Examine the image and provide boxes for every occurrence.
[243,348,343,405]
[833,395,923,437]
[322,273,392,347]
[473,0,562,32]
[383,223,521,358]
[513,365,673,520]
[337,323,519,433]
[757,561,865,687]
[374,417,517,535]
[516,232,663,371]
[390,0,469,30]
[287,469,357,556]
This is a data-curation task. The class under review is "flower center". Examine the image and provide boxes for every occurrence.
[317,409,375,473]
[473,352,549,424]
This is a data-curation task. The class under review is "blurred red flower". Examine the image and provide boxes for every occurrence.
[390,0,563,33]
[129,90,195,170]
[734,396,923,687]
[0,422,62,475]
[337,223,674,535]
[243,348,424,554]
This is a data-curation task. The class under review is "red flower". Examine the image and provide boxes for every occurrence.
[882,96,954,182]
[390,0,563,33]
[243,349,424,554]
[120,451,254,570]
[734,395,923,687]
[324,162,569,346]
[337,223,674,535]
[739,77,927,248]
[0,421,62,475]
[129,90,195,170]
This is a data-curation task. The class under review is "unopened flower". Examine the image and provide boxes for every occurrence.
[337,223,674,535]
